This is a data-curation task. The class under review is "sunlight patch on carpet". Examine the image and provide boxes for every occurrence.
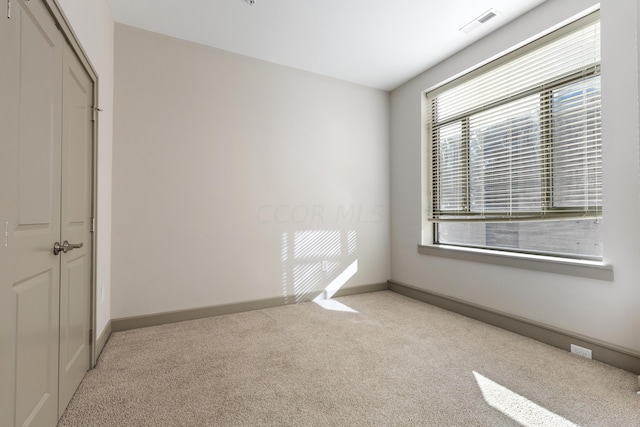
[313,298,358,313]
[313,260,358,312]
[473,371,578,427]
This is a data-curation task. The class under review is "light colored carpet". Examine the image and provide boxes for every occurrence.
[58,291,640,426]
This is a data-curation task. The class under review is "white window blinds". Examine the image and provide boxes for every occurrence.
[427,12,601,222]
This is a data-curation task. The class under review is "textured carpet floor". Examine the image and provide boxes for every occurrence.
[58,291,640,426]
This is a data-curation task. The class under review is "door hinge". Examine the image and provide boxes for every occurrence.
[90,217,95,233]
[7,0,11,19]
[91,106,102,122]
[89,329,93,344]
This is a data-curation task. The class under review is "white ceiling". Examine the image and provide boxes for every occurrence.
[106,0,547,91]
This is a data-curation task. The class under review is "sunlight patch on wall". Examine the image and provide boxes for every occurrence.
[292,263,323,302]
[348,230,357,255]
[281,230,358,304]
[473,371,578,427]
[314,260,358,300]
[294,230,342,259]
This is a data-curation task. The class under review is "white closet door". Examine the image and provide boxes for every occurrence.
[0,0,64,426]
[58,42,93,415]
[0,1,94,426]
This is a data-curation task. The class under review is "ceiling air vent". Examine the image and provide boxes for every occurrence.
[460,8,501,34]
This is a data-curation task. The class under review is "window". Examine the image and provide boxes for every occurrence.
[425,12,602,260]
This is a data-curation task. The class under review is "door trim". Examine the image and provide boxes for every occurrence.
[43,0,99,368]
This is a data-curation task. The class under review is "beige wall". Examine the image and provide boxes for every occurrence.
[112,25,390,318]
[57,0,114,337]
[390,0,640,354]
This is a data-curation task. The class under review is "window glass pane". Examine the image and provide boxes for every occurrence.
[437,220,602,259]
[436,222,486,248]
[552,76,602,209]
[469,95,541,213]
[437,121,465,211]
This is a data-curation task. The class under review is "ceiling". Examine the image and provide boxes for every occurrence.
[106,0,547,91]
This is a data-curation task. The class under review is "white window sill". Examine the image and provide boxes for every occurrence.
[417,244,613,281]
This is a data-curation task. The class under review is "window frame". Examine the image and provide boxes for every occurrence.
[420,10,609,271]
[430,68,601,222]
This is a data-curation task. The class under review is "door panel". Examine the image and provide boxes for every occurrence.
[14,272,58,427]
[0,0,79,426]
[17,1,62,227]
[58,43,93,415]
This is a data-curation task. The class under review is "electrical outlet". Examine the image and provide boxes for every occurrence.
[570,344,592,359]
[321,261,329,272]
